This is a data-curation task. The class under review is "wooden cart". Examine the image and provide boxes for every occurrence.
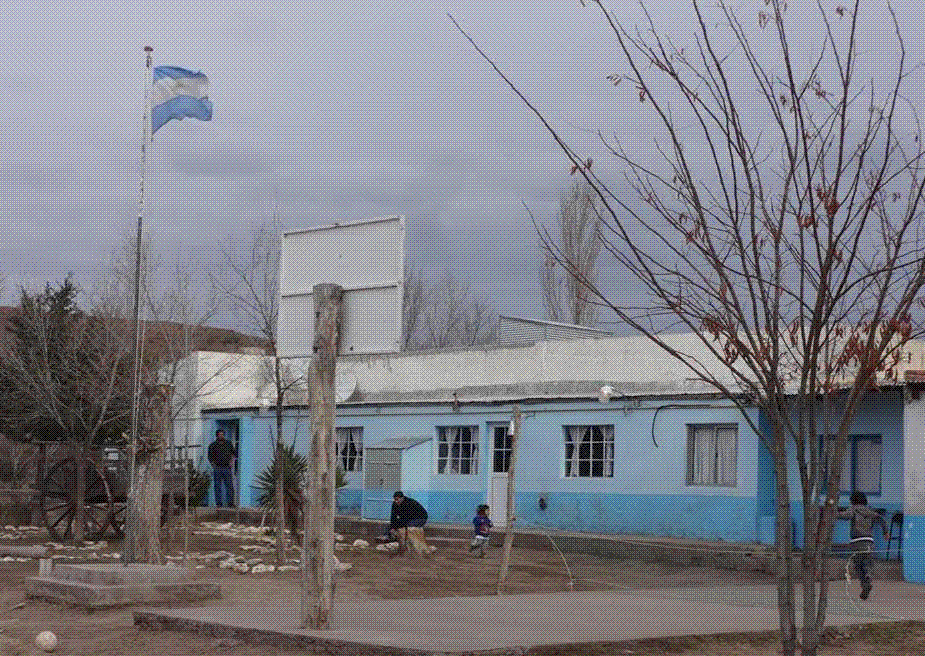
[39,446,188,542]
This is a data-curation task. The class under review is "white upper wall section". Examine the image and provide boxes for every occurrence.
[184,334,925,411]
[340,333,724,395]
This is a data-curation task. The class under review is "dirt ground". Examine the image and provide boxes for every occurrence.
[0,518,919,655]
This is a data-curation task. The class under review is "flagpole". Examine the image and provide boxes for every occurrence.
[124,45,154,565]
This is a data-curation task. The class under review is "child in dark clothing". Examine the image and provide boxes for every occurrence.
[469,504,492,558]
[837,491,887,599]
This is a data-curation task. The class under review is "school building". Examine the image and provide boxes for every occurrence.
[178,332,925,583]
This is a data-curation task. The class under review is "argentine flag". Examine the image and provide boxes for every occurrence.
[151,66,213,134]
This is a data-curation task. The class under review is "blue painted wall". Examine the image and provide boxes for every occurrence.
[200,384,908,553]
[757,389,903,555]
[205,396,766,542]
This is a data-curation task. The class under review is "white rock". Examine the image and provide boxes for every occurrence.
[233,563,249,574]
[250,564,270,574]
[277,565,299,572]
[352,539,370,549]
[334,533,344,542]
[35,631,57,652]
[332,556,352,572]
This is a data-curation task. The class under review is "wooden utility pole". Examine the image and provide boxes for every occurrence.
[301,283,343,629]
[497,405,520,594]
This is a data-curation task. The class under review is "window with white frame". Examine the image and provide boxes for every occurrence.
[821,434,882,496]
[335,427,363,472]
[564,425,615,478]
[437,426,479,475]
[686,424,737,487]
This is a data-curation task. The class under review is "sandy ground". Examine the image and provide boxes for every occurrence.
[0,518,918,655]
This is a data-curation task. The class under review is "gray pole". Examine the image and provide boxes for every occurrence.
[124,45,154,565]
[497,405,521,594]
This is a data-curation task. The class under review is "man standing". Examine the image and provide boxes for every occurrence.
[208,429,236,507]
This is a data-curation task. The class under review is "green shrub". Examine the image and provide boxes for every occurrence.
[254,444,346,509]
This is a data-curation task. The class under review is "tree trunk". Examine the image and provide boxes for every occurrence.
[773,425,797,656]
[125,384,171,564]
[301,284,342,630]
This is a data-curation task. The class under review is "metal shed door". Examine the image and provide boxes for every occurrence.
[362,448,402,520]
[364,448,402,490]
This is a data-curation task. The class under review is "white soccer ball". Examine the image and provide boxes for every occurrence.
[35,631,58,652]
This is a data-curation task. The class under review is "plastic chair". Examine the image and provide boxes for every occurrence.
[886,511,903,560]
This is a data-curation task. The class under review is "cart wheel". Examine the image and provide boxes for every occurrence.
[40,458,113,542]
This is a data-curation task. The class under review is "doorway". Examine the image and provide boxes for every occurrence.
[489,423,512,527]
[213,419,240,506]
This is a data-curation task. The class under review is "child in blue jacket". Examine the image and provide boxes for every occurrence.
[469,504,492,557]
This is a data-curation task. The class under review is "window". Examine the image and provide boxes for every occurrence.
[437,426,479,475]
[335,427,363,472]
[821,434,882,496]
[687,424,737,487]
[564,425,615,478]
[493,425,512,474]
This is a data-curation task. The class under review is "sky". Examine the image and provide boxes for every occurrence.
[2,0,923,329]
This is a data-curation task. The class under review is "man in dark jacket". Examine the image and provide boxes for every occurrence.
[208,429,237,507]
[389,491,435,555]
[390,491,428,529]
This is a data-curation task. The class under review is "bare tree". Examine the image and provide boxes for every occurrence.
[213,218,298,565]
[95,235,236,562]
[404,269,498,350]
[401,263,427,351]
[540,178,603,326]
[0,278,134,543]
[455,1,925,654]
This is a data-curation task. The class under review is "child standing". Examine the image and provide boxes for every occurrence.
[469,504,492,558]
[837,491,887,599]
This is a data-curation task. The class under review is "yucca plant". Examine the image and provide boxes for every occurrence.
[254,443,308,510]
[254,443,347,539]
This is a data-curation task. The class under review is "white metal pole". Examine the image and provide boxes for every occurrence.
[124,45,154,565]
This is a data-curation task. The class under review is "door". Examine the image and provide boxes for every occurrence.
[214,419,240,505]
[363,448,402,519]
[490,424,512,527]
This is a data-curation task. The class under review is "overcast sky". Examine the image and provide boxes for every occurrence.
[2,0,923,328]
